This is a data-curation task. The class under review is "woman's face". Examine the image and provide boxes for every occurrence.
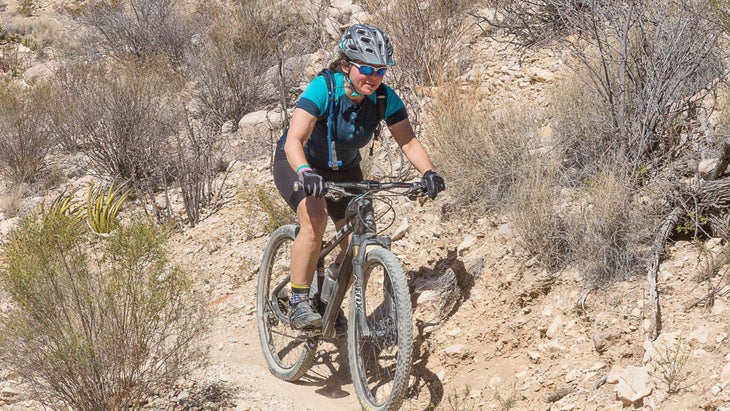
[344,60,387,96]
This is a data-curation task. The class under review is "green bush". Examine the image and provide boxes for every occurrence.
[0,202,207,410]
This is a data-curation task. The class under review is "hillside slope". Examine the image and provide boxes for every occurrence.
[1,0,729,410]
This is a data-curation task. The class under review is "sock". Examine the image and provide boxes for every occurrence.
[291,283,310,305]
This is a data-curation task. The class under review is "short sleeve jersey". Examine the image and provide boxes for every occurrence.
[282,72,408,170]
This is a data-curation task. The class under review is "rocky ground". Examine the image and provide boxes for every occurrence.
[1,1,730,410]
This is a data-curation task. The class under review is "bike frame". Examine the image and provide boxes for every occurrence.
[316,195,392,339]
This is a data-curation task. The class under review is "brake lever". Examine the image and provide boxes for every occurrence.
[406,184,428,201]
[327,189,345,202]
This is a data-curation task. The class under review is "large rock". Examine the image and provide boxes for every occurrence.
[237,108,286,143]
[23,61,59,85]
[612,366,653,406]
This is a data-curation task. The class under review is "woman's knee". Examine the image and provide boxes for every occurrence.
[297,200,328,239]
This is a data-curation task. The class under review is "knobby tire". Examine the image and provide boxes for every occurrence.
[347,248,413,411]
[256,224,316,381]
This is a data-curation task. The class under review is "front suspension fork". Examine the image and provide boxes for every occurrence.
[351,233,392,339]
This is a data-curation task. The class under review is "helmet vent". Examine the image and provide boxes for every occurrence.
[339,24,395,66]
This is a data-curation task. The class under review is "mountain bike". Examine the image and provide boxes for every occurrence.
[256,179,428,411]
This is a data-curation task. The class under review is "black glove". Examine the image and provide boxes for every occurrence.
[421,170,445,199]
[299,169,324,198]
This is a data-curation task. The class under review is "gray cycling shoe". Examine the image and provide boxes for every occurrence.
[289,300,322,330]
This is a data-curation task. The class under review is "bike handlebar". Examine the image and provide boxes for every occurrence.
[293,180,428,201]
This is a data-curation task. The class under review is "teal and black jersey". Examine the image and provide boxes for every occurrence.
[280,72,408,170]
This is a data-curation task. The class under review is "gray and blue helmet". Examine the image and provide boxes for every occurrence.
[339,24,395,66]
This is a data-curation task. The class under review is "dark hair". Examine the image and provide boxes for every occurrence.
[327,50,348,73]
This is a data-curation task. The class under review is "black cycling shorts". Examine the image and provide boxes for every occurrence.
[272,147,363,223]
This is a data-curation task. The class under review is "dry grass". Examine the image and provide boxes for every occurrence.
[510,159,569,271]
[4,16,58,54]
[547,72,662,284]
[423,80,540,212]
[255,185,296,232]
[0,183,31,218]
[548,74,618,186]
[567,169,651,286]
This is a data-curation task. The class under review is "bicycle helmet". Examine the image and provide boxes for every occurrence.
[339,24,395,66]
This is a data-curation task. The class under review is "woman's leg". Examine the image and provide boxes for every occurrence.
[272,147,327,329]
[290,197,328,286]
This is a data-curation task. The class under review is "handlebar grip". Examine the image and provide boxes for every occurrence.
[293,181,303,192]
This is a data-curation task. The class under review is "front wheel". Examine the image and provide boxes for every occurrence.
[348,248,413,411]
[256,224,317,381]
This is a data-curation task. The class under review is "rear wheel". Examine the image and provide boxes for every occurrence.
[348,248,413,411]
[256,224,317,381]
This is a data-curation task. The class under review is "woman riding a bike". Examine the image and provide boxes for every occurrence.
[273,23,445,331]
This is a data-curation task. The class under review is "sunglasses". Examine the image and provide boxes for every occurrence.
[350,61,388,77]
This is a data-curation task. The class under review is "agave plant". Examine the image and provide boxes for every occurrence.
[46,188,85,223]
[86,180,131,235]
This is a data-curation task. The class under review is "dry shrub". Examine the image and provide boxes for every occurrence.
[423,82,540,211]
[547,72,668,284]
[0,208,207,410]
[548,73,619,186]
[51,60,231,227]
[362,0,475,88]
[493,0,726,169]
[186,0,322,128]
[567,169,650,287]
[79,0,199,65]
[0,43,25,77]
[510,160,569,271]
[175,114,229,227]
[0,81,56,186]
[51,60,182,188]
[648,333,691,394]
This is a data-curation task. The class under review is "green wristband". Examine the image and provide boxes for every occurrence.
[296,164,311,174]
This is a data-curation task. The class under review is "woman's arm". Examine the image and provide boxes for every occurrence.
[389,118,435,174]
[284,108,319,171]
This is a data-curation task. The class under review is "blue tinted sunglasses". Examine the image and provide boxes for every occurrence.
[350,61,388,77]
